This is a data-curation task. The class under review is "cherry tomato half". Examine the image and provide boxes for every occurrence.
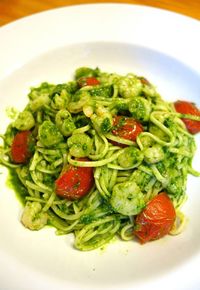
[174,100,200,134]
[78,77,100,88]
[134,192,176,243]
[11,130,34,164]
[112,116,143,142]
[55,162,94,200]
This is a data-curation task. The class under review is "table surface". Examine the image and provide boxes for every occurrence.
[0,0,200,26]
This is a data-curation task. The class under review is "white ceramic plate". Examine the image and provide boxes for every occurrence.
[0,4,200,290]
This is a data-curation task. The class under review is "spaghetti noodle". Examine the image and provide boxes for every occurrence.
[0,67,199,250]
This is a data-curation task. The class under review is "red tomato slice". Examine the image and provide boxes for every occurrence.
[139,77,151,86]
[134,192,176,243]
[55,162,94,200]
[112,116,143,143]
[174,100,200,134]
[11,130,34,164]
[78,77,100,87]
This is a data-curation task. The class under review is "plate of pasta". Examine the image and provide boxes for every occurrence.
[0,3,200,290]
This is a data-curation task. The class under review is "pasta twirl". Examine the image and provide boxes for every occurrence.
[0,67,199,250]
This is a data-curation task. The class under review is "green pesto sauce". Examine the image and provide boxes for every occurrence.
[5,106,18,119]
[6,168,28,206]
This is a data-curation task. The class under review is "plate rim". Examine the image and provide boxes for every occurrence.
[0,3,200,290]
